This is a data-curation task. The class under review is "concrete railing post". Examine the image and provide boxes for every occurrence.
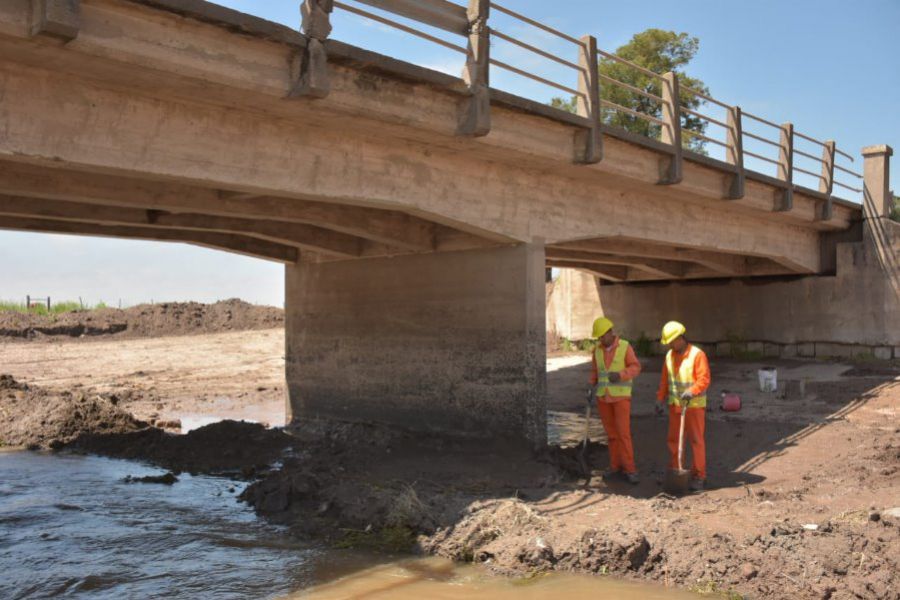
[575,35,602,164]
[817,140,836,221]
[29,0,80,41]
[725,105,745,199]
[458,0,491,137]
[863,145,894,220]
[291,0,334,99]
[660,71,683,184]
[776,122,794,211]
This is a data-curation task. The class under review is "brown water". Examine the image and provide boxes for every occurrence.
[0,451,695,599]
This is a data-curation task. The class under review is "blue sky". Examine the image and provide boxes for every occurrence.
[2,0,897,307]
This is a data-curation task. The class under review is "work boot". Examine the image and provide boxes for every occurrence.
[625,472,640,485]
[601,468,621,481]
[689,478,705,491]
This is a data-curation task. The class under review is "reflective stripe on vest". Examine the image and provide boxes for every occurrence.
[594,339,633,398]
[665,345,707,408]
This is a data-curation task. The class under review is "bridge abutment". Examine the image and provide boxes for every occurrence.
[284,243,548,446]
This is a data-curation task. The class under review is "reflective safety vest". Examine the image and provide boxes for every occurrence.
[594,339,633,399]
[665,345,708,408]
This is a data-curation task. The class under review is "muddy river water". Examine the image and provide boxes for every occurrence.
[1,451,698,599]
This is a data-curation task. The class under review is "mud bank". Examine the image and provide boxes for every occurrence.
[0,299,283,340]
[237,415,900,600]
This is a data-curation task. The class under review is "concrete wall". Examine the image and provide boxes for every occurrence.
[546,268,603,341]
[547,237,900,359]
[285,243,547,445]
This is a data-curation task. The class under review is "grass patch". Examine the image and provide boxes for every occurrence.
[689,580,745,599]
[333,525,417,554]
[0,300,108,316]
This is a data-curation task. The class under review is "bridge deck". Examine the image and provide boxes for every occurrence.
[0,0,863,282]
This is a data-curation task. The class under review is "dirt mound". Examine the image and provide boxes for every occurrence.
[0,299,283,340]
[0,374,145,449]
[68,419,295,476]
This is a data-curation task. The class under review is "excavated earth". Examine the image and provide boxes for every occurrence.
[2,321,899,599]
[0,299,282,340]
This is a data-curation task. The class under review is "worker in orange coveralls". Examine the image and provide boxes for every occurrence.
[657,321,711,491]
[589,317,642,484]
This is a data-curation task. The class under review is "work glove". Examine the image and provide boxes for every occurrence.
[608,372,622,383]
[654,403,665,416]
[680,390,694,406]
[586,385,598,404]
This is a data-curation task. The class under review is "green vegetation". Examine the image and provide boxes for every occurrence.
[688,580,745,599]
[333,525,416,554]
[0,300,108,316]
[632,332,653,357]
[551,28,711,153]
[891,193,899,222]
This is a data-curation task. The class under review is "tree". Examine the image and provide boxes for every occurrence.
[892,193,899,223]
[551,29,710,153]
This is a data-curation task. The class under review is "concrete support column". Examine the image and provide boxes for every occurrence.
[863,145,894,219]
[284,243,548,446]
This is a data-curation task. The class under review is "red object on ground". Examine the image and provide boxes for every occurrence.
[721,393,742,412]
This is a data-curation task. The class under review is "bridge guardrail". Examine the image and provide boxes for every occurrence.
[324,0,865,208]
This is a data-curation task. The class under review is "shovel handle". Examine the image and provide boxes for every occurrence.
[677,405,687,471]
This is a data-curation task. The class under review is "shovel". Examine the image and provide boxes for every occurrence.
[664,404,690,495]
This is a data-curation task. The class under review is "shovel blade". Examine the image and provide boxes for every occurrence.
[664,468,691,495]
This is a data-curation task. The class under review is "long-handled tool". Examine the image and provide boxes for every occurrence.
[578,386,596,477]
[664,404,691,495]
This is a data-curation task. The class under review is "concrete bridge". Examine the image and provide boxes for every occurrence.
[1,0,897,444]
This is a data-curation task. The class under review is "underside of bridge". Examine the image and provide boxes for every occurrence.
[1,0,893,445]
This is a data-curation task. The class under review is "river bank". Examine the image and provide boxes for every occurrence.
[2,329,899,599]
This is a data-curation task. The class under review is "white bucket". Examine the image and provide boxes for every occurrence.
[758,367,778,393]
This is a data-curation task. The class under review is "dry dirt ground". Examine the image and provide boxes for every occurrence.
[1,329,898,599]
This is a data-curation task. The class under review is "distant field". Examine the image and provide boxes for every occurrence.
[0,300,108,316]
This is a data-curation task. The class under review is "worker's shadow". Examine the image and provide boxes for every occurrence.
[545,353,891,500]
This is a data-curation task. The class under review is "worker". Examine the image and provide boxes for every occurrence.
[656,321,710,491]
[589,317,642,484]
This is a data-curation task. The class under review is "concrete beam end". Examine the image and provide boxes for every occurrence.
[862,145,893,158]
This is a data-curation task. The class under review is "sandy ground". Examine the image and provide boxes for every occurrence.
[0,329,286,429]
[2,331,899,599]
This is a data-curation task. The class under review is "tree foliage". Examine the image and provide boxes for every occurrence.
[551,29,710,153]
[892,193,899,223]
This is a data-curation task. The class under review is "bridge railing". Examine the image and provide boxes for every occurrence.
[321,0,865,208]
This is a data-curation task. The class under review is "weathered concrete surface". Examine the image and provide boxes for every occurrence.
[546,268,603,341]
[285,244,547,444]
[549,236,900,355]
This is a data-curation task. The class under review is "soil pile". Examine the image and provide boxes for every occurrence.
[0,374,146,449]
[0,299,283,340]
[69,420,295,476]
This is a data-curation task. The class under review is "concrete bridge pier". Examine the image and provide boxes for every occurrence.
[284,242,548,446]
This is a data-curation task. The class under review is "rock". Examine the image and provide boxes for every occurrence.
[625,536,650,570]
[869,511,881,522]
[258,486,290,513]
[741,563,759,580]
[124,472,178,485]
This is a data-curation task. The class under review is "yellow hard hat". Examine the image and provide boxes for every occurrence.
[592,317,614,338]
[660,321,686,345]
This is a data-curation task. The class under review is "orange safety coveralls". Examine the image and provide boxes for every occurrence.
[590,337,642,474]
[657,344,711,480]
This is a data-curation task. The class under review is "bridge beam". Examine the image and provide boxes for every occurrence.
[0,215,299,263]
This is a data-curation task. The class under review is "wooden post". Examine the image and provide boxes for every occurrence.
[862,145,894,219]
[777,122,794,211]
[660,72,683,184]
[817,140,836,221]
[47,297,51,312]
[458,0,491,137]
[30,0,80,42]
[290,0,333,99]
[725,105,745,199]
[575,35,601,164]
[26,295,30,310]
